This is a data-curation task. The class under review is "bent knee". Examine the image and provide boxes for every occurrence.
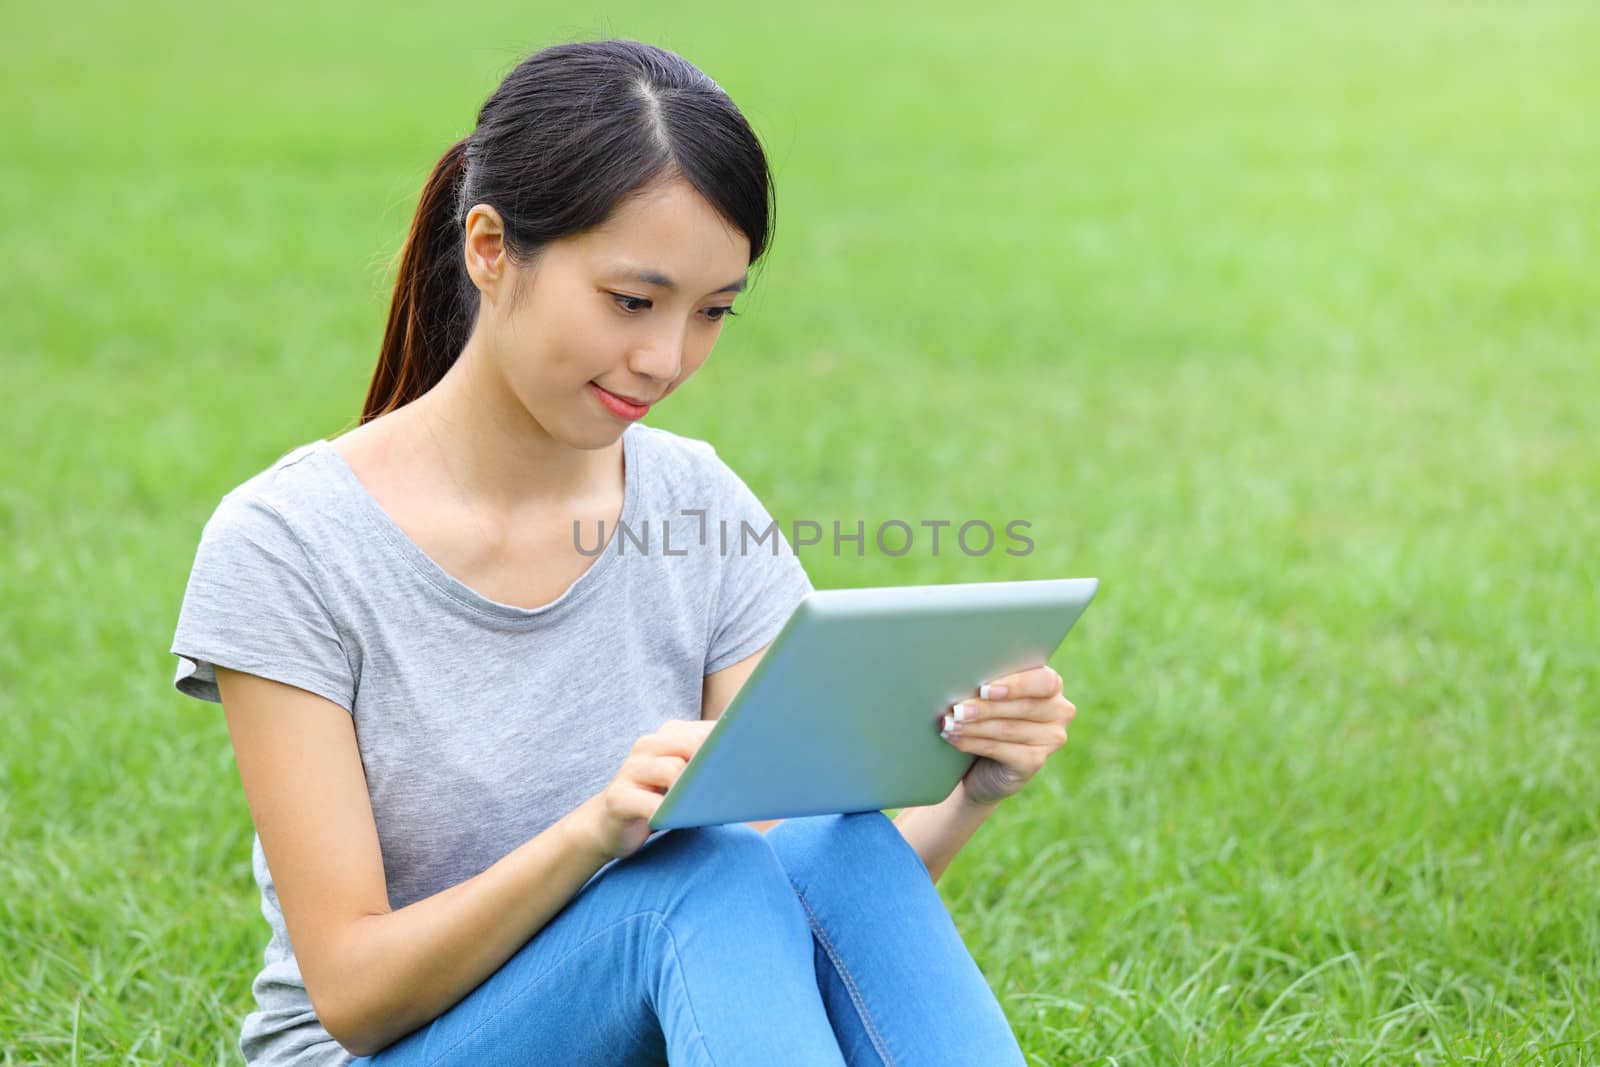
[624,823,792,900]
[656,821,775,873]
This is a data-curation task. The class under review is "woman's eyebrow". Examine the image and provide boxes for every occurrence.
[611,263,747,294]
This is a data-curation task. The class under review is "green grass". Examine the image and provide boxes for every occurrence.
[4,1,1597,1063]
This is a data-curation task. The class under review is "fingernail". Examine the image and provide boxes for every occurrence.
[952,702,972,722]
[979,684,1007,700]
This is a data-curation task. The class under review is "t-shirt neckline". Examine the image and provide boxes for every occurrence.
[309,422,643,625]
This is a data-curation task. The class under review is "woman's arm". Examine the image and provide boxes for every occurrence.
[891,782,1001,884]
[217,666,614,1058]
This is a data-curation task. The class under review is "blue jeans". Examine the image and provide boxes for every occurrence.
[350,810,1028,1065]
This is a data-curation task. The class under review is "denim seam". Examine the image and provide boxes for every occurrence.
[650,910,721,1067]
[410,909,673,1066]
[790,886,896,1067]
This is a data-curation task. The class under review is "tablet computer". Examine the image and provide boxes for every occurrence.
[648,576,1099,830]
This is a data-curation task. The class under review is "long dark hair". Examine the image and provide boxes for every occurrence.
[361,39,775,423]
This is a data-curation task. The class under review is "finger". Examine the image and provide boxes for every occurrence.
[942,716,1066,747]
[637,719,714,757]
[628,753,687,791]
[976,664,1062,701]
[624,784,669,820]
[938,733,1049,771]
[947,695,1062,724]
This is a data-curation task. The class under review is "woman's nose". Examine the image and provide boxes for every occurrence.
[629,327,688,382]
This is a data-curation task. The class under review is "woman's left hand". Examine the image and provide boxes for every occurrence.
[938,665,1077,807]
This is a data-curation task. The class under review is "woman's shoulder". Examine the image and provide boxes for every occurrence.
[632,422,750,500]
[200,438,346,545]
[639,421,774,478]
[631,422,787,542]
[633,421,717,462]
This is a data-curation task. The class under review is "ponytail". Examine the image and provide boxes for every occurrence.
[361,137,475,423]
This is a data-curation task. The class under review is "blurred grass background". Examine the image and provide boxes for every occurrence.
[3,1,1597,1063]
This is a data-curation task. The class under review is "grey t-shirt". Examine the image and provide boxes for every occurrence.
[168,420,813,1067]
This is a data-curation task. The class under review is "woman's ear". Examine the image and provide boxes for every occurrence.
[463,203,507,293]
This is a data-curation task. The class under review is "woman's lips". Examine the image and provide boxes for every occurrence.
[589,382,650,420]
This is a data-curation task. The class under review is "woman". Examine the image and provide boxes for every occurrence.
[169,38,1077,1066]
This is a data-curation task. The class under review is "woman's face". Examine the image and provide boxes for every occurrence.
[463,176,752,448]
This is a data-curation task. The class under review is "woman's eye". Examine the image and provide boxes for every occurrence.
[610,293,737,322]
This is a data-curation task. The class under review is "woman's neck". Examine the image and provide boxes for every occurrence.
[392,345,622,516]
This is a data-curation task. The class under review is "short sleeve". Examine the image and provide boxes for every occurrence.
[169,490,356,712]
[703,449,815,675]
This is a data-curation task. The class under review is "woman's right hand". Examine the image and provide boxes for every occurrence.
[576,718,717,862]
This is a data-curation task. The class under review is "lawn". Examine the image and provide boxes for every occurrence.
[3,1,1597,1063]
